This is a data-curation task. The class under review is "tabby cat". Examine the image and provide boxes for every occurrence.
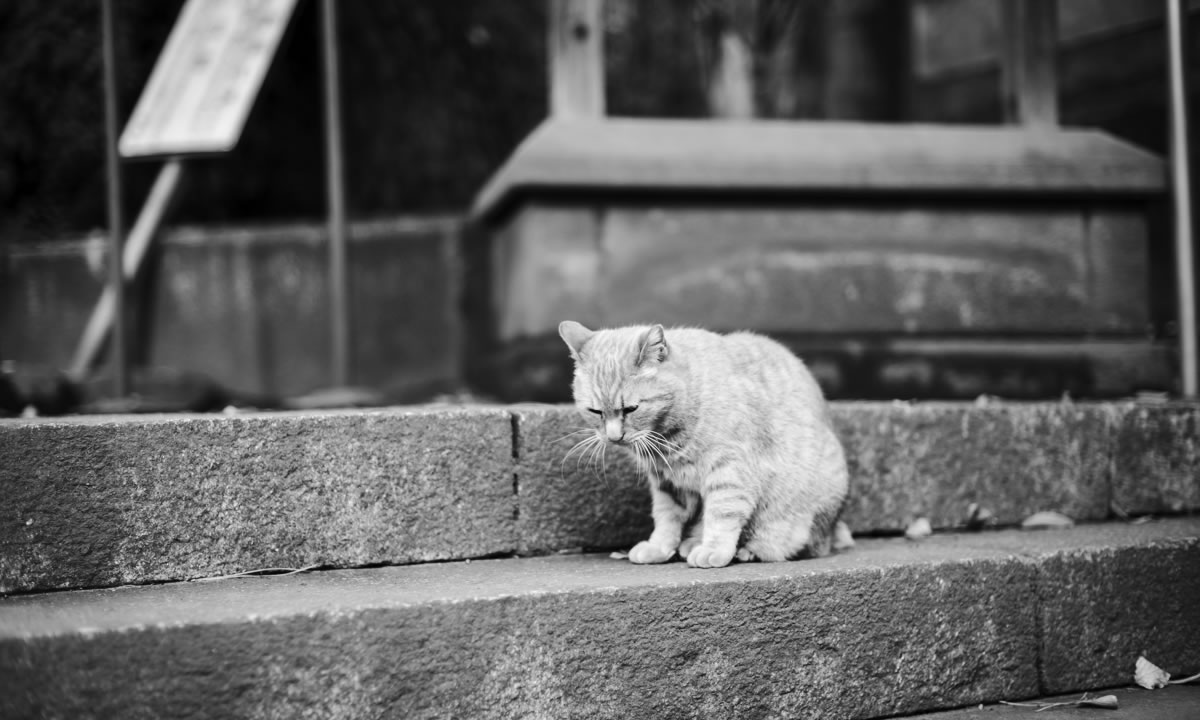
[559,321,850,568]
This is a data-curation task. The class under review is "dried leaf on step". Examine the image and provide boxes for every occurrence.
[1021,510,1075,530]
[904,517,932,540]
[609,551,629,560]
[1135,655,1171,689]
[1077,695,1119,709]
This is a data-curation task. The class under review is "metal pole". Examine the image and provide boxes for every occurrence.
[101,0,127,396]
[1168,0,1198,397]
[321,0,349,387]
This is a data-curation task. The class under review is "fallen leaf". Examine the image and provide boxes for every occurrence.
[1078,694,1119,709]
[609,551,629,560]
[1136,655,1171,689]
[905,517,932,540]
[1021,511,1074,530]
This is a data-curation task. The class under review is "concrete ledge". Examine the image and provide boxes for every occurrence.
[3,401,1197,593]
[833,402,1116,531]
[471,119,1165,221]
[522,402,1200,550]
[2,520,1196,720]
[0,407,516,593]
[511,403,649,554]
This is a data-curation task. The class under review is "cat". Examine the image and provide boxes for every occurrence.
[559,320,850,568]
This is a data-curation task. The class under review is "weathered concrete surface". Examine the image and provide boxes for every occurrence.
[4,218,463,399]
[1111,403,1200,516]
[931,520,1200,697]
[1038,539,1200,694]
[0,407,515,593]
[511,403,650,553]
[3,519,1197,720]
[4,401,1197,593]
[903,686,1200,719]
[518,401,1197,550]
[832,402,1116,532]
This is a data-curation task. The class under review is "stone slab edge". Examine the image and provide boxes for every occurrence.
[2,401,1197,593]
[516,401,1200,552]
[2,519,1197,720]
[0,407,517,593]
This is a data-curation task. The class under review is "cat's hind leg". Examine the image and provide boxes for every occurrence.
[743,514,813,562]
[734,547,756,562]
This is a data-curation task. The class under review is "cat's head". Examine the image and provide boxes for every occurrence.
[558,320,680,448]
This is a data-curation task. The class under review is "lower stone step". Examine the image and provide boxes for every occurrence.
[3,519,1198,719]
[904,685,1200,719]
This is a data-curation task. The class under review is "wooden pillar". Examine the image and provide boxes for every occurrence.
[549,0,605,118]
[1000,0,1058,127]
[699,0,756,118]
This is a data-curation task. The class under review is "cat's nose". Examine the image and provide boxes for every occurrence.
[605,418,624,442]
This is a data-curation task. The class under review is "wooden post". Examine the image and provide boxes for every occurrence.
[1168,0,1199,397]
[1000,0,1058,127]
[71,159,184,380]
[549,0,605,118]
[699,0,756,119]
[100,0,127,396]
[321,0,350,387]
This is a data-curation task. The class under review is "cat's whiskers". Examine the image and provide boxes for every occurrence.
[561,433,602,478]
[551,427,593,445]
[645,430,682,453]
[633,431,674,475]
[647,439,674,474]
[586,432,614,485]
[628,435,647,468]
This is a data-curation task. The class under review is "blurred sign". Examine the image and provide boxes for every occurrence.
[119,0,298,158]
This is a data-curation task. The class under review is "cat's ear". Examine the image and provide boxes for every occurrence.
[558,320,595,360]
[637,324,669,366]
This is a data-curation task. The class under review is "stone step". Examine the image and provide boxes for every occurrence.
[2,519,1197,720]
[2,401,1198,593]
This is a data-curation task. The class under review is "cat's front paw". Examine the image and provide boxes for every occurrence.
[686,544,735,569]
[628,540,675,564]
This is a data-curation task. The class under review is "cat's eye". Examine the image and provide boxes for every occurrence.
[622,405,638,415]
[587,408,602,415]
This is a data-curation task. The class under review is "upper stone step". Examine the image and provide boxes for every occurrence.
[2,401,1197,593]
[3,519,1198,719]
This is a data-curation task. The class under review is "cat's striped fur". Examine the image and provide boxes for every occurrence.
[559,321,850,568]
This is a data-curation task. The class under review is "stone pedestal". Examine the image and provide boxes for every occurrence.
[467,119,1171,401]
